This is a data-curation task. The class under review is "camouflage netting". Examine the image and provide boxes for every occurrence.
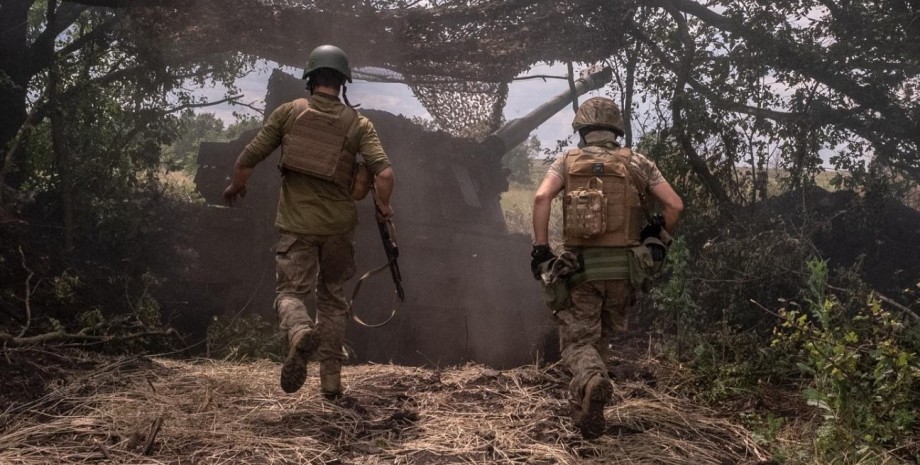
[410,78,508,139]
[118,0,635,136]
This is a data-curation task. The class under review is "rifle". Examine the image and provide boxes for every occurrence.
[377,216,405,302]
[347,185,403,328]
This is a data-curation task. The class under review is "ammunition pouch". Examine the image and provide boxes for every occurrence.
[542,280,571,312]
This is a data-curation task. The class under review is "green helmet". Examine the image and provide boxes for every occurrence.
[572,97,625,135]
[302,44,352,82]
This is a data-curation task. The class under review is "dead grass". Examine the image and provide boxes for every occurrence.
[0,349,772,465]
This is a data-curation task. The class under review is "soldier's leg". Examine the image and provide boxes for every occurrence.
[558,281,613,439]
[597,280,632,372]
[275,233,321,393]
[315,231,356,398]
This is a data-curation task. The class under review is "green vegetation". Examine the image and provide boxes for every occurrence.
[2,1,919,463]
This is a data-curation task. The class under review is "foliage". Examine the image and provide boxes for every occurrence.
[645,234,788,403]
[773,258,920,462]
[502,135,540,186]
[609,1,920,209]
[206,313,284,362]
[0,1,256,349]
[165,112,261,174]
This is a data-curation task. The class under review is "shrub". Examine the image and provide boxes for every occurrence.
[773,258,920,462]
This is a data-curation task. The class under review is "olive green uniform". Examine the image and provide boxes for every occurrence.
[238,92,391,367]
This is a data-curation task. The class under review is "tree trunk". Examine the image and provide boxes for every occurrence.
[0,1,33,193]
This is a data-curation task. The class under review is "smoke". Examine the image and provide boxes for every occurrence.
[189,69,558,368]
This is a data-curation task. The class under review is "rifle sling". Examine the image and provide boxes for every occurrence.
[347,259,400,328]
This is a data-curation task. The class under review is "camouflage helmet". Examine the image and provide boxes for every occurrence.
[302,45,352,82]
[572,97,625,135]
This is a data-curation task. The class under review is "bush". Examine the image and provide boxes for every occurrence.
[773,258,920,462]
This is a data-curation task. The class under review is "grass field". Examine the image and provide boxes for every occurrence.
[501,164,563,248]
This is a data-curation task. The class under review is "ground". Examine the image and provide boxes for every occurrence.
[0,340,777,465]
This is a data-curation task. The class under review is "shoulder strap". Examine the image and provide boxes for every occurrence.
[561,148,580,184]
[340,106,360,154]
[342,106,359,128]
[291,98,310,119]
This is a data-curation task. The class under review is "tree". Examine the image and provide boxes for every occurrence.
[167,112,226,173]
[503,135,540,186]
[623,0,919,206]
[0,0,251,212]
[0,0,251,347]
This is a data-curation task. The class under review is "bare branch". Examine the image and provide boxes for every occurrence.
[0,327,179,347]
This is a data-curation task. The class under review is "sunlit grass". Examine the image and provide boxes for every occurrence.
[501,180,563,250]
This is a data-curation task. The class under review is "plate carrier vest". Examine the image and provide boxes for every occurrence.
[562,146,645,247]
[279,98,360,190]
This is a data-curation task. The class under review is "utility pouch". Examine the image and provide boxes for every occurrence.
[628,245,657,292]
[275,234,298,255]
[542,280,571,312]
[563,177,607,239]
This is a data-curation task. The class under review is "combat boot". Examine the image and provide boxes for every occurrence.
[320,360,343,400]
[572,374,612,439]
[280,327,320,393]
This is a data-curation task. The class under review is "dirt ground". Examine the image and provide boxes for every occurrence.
[0,341,781,465]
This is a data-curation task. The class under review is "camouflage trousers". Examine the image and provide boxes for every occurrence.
[556,279,633,402]
[274,230,355,363]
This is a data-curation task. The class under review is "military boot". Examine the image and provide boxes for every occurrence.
[320,360,343,400]
[280,327,320,393]
[572,374,612,439]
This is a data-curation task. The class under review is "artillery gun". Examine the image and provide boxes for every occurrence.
[191,66,612,368]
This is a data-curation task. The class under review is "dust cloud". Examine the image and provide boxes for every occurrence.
[189,69,558,369]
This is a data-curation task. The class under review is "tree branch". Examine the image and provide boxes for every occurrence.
[643,6,733,206]
[654,0,919,148]
[26,2,88,80]
[16,247,35,338]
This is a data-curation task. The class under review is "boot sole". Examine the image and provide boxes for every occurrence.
[280,331,320,393]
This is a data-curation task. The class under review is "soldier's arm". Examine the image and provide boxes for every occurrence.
[357,119,395,220]
[532,172,564,246]
[223,105,290,205]
[373,166,395,221]
[649,181,684,236]
[223,165,253,206]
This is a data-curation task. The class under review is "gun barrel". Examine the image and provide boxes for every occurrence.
[483,66,613,157]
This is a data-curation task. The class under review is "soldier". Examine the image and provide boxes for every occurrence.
[530,97,683,439]
[222,45,395,399]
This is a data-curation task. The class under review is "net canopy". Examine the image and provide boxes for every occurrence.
[121,0,635,136]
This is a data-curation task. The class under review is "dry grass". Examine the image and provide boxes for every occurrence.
[0,350,772,465]
[501,182,563,250]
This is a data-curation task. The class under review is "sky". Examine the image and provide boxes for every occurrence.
[200,61,606,152]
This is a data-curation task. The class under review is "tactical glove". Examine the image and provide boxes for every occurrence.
[641,214,669,262]
[530,245,556,280]
[640,222,662,242]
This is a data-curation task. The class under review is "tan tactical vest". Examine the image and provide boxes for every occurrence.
[562,146,645,247]
[279,98,360,190]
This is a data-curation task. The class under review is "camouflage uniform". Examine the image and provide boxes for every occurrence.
[238,92,391,394]
[546,130,664,415]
